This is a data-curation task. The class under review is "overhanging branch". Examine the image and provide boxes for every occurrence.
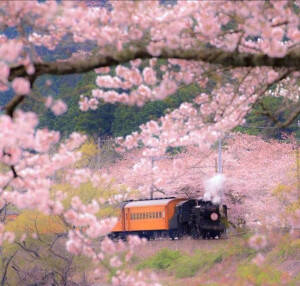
[8,47,300,82]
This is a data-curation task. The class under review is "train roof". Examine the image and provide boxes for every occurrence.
[124,198,180,208]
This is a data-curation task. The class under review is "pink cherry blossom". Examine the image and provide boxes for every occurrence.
[12,77,31,95]
[0,1,300,283]
[79,95,89,111]
[143,67,157,85]
[45,96,53,108]
[51,99,68,115]
[248,234,268,251]
[94,66,110,74]
[252,253,265,266]
[130,58,142,67]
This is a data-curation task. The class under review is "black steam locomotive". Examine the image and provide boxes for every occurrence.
[170,199,228,239]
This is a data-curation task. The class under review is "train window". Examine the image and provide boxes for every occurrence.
[133,213,136,220]
[130,214,133,220]
[146,212,149,219]
[137,213,140,220]
[159,212,162,218]
[149,212,152,218]
[156,212,158,218]
[152,212,155,219]
[143,213,145,219]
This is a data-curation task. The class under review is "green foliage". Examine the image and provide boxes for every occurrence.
[20,61,300,141]
[237,264,282,286]
[5,210,66,235]
[22,67,202,139]
[137,239,256,279]
[267,236,300,263]
[169,250,224,278]
[166,146,186,156]
[112,101,168,137]
[51,181,128,218]
[112,83,201,137]
[224,239,256,260]
[0,232,91,285]
[291,272,300,286]
[235,96,300,139]
[137,248,182,270]
[22,71,117,137]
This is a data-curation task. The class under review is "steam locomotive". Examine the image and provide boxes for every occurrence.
[110,197,227,240]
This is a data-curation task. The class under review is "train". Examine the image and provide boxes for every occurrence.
[110,197,227,240]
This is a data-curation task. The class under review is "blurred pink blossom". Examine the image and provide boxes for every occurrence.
[51,99,68,116]
[12,77,31,95]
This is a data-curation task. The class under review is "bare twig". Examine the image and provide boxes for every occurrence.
[15,242,40,258]
[1,251,17,286]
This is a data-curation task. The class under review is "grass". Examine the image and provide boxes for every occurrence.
[237,264,283,286]
[136,241,255,279]
[169,250,224,278]
[137,248,182,271]
[132,234,300,285]
[267,236,300,263]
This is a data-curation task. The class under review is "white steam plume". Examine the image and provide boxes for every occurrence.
[203,174,226,205]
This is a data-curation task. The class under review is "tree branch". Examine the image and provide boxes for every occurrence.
[15,242,40,259]
[8,47,300,83]
[4,95,25,117]
[1,251,17,286]
[260,101,300,128]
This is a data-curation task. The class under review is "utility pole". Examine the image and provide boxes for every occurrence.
[296,120,300,199]
[150,156,154,199]
[297,143,299,198]
[218,137,222,174]
[97,137,101,169]
[218,136,224,203]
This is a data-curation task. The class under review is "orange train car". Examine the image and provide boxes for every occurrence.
[111,198,186,239]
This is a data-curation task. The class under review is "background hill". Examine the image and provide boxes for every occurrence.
[7,67,300,140]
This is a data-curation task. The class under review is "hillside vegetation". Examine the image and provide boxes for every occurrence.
[17,66,300,140]
[130,233,300,286]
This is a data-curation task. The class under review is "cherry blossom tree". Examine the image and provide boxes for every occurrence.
[0,0,300,284]
[110,133,298,227]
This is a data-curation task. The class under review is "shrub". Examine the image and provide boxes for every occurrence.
[169,250,224,278]
[267,236,300,262]
[137,248,182,270]
[237,264,283,286]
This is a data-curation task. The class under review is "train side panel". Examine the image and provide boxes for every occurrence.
[125,206,167,231]
[124,198,186,232]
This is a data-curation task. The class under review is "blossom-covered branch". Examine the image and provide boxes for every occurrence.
[8,47,300,83]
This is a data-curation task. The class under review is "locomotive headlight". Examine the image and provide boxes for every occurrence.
[210,212,218,221]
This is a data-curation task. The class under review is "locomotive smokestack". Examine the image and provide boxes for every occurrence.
[203,174,226,205]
